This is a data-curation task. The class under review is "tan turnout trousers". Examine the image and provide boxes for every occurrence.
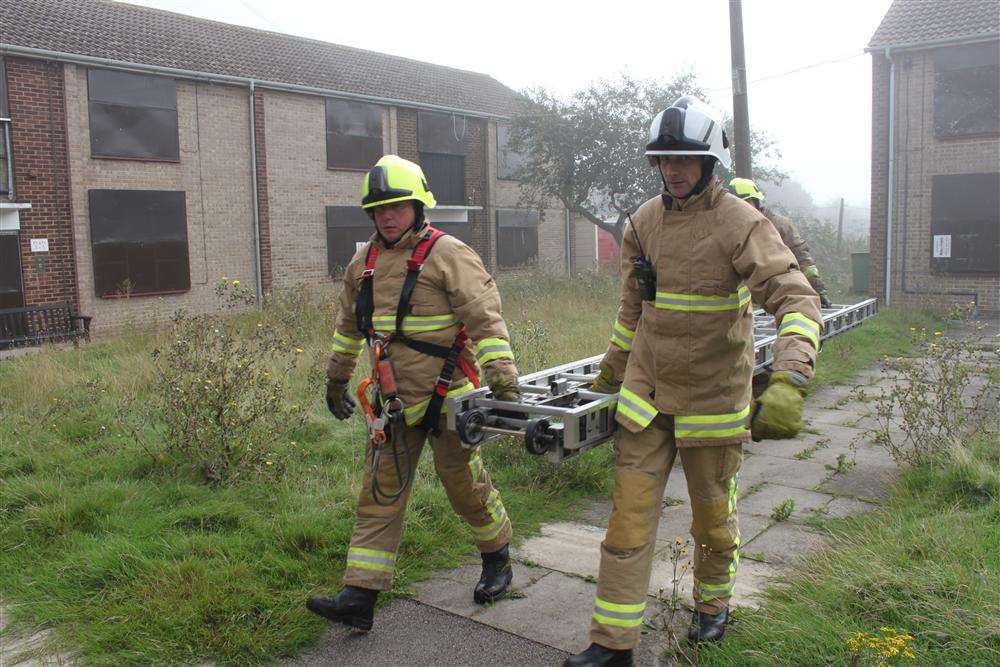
[342,418,512,591]
[590,414,742,651]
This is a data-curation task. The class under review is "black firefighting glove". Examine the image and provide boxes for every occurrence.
[326,378,356,420]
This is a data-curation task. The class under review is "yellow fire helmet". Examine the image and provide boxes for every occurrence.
[728,177,766,202]
[360,155,437,210]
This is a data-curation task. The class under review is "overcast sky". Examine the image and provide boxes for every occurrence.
[126,0,893,208]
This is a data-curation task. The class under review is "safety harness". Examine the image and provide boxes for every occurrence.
[355,225,480,435]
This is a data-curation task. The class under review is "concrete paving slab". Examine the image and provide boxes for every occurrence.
[730,559,785,609]
[737,484,833,524]
[514,522,605,578]
[286,598,568,666]
[820,496,879,519]
[808,383,861,409]
[819,459,899,500]
[805,406,871,429]
[412,560,552,619]
[654,505,771,547]
[738,453,830,491]
[741,523,830,566]
[472,569,596,654]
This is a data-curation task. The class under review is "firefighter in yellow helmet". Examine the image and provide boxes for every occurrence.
[307,155,522,631]
[565,98,822,666]
[729,177,833,308]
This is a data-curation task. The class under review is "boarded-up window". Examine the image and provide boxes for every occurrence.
[88,189,190,296]
[421,152,465,205]
[88,69,179,160]
[497,209,539,268]
[497,123,526,180]
[930,172,999,273]
[0,232,23,309]
[934,42,1000,138]
[0,58,9,120]
[418,110,467,205]
[326,99,383,170]
[326,205,373,275]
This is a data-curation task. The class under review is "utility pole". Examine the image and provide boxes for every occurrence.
[729,0,752,178]
[837,197,845,250]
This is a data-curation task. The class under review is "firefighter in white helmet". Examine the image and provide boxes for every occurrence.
[565,98,822,666]
[307,155,521,631]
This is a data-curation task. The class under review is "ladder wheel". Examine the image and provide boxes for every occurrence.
[457,408,487,446]
[524,418,553,456]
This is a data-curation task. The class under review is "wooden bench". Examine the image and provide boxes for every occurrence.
[0,303,92,349]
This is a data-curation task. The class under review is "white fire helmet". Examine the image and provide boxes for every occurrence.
[645,96,732,170]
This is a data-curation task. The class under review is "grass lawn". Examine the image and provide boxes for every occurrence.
[0,273,941,664]
[698,431,1000,666]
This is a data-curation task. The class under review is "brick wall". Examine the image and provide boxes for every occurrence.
[253,88,272,293]
[870,46,1000,314]
[263,91,386,289]
[6,57,79,309]
[463,117,491,263]
[63,64,255,331]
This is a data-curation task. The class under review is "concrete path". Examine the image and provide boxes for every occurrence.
[293,367,906,666]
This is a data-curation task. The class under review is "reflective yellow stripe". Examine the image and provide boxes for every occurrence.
[695,475,740,602]
[331,330,364,356]
[675,405,751,439]
[778,311,820,350]
[592,597,646,628]
[468,451,484,481]
[802,264,820,278]
[610,320,636,352]
[474,337,514,364]
[371,313,459,333]
[470,489,508,541]
[616,387,657,428]
[346,547,396,573]
[653,285,750,312]
[403,381,475,426]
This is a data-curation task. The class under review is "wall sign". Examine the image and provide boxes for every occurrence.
[932,235,951,259]
[30,238,49,252]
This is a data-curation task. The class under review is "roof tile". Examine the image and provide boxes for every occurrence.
[869,0,999,49]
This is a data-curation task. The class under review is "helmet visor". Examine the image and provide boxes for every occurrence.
[646,107,713,154]
[362,165,414,206]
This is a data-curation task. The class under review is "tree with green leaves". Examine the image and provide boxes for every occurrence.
[505,73,787,245]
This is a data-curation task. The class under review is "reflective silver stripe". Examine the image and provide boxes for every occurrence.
[655,294,741,308]
[593,605,645,621]
[476,344,511,357]
[347,553,394,566]
[677,416,748,432]
[617,392,656,422]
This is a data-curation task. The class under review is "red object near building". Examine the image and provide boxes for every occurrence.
[597,227,620,267]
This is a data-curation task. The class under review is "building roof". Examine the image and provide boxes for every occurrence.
[0,0,520,117]
[868,0,1000,50]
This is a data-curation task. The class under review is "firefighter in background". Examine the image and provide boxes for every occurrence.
[729,177,833,308]
[565,98,822,666]
[307,155,522,631]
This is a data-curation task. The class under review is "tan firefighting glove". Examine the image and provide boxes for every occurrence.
[325,378,356,420]
[751,371,808,441]
[588,360,621,394]
[485,361,522,402]
[807,273,832,309]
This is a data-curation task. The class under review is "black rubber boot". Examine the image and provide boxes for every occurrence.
[473,543,513,604]
[306,585,378,631]
[563,643,634,667]
[687,606,729,643]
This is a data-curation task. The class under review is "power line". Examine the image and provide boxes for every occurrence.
[707,50,865,93]
[238,0,284,32]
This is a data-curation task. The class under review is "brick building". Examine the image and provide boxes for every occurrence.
[867,0,999,314]
[0,0,594,333]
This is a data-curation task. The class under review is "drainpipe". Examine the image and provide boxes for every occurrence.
[248,80,264,305]
[884,47,895,306]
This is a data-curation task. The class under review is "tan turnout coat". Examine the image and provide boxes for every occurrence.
[602,178,822,446]
[326,221,518,426]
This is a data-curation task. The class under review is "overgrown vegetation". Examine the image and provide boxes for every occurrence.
[0,270,946,664]
[697,431,1000,666]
